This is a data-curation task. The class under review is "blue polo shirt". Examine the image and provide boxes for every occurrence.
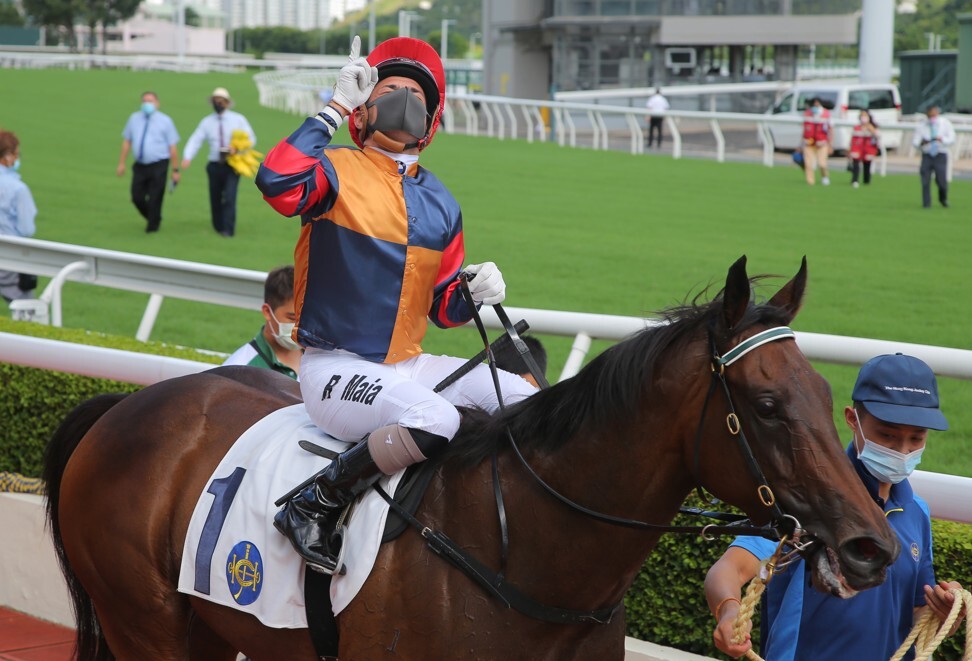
[730,442,935,661]
[122,110,179,165]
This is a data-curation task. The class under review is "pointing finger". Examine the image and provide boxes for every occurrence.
[349,35,360,61]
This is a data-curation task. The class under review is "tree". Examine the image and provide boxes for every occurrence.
[894,0,972,53]
[80,0,142,54]
[22,0,83,50]
[427,29,468,59]
[0,1,25,26]
[185,6,200,28]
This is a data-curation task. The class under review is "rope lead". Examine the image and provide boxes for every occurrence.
[731,579,971,661]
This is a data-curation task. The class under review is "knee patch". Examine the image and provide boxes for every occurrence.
[406,428,449,458]
[366,424,444,475]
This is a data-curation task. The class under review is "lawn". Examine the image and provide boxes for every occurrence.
[2,67,971,475]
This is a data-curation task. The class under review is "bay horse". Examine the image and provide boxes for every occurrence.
[44,256,898,660]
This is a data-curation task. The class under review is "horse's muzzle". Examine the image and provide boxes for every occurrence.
[834,534,900,592]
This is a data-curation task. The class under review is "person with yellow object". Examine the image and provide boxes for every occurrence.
[226,129,263,178]
[181,87,256,237]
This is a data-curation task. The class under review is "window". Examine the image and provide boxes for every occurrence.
[796,91,837,110]
[848,89,896,110]
[847,90,869,110]
[866,89,896,110]
[774,94,793,114]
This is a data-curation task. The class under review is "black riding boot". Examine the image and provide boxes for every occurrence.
[273,438,383,574]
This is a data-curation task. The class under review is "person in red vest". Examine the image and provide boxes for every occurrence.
[801,97,832,186]
[848,110,880,188]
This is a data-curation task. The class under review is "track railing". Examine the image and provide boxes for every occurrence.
[3,235,972,524]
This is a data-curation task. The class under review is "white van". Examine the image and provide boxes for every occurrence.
[765,83,902,152]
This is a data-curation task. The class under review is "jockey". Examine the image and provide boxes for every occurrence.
[255,36,538,574]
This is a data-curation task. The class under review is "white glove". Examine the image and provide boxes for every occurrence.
[464,262,506,306]
[331,35,378,113]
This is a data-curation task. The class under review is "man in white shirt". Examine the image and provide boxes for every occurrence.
[181,87,256,236]
[645,88,670,148]
[912,106,955,209]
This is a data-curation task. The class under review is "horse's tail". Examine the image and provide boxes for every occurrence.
[43,393,129,661]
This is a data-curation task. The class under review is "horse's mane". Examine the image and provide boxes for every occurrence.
[447,281,792,467]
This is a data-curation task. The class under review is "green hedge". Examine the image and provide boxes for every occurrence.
[625,495,972,660]
[3,319,969,658]
[0,317,221,476]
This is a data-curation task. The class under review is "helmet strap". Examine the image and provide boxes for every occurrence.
[371,130,419,153]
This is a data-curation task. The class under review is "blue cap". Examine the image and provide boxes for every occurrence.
[852,353,949,431]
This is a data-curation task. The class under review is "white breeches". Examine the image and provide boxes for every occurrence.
[299,348,539,443]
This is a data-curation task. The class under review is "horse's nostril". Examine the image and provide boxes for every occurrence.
[855,538,880,561]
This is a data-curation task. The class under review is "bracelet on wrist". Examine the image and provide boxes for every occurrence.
[715,596,741,621]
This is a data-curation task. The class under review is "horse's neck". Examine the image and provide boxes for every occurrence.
[427,431,693,609]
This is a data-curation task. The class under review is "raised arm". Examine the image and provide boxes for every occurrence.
[255,114,339,218]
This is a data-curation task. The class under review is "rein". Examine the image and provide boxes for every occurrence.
[377,282,804,625]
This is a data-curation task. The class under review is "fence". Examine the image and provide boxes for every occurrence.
[6,234,972,379]
[253,73,972,180]
[3,236,972,524]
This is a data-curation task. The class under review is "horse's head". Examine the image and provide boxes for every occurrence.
[695,255,898,596]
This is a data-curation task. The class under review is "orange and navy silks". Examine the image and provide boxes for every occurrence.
[256,117,469,364]
[802,108,831,145]
[849,125,879,161]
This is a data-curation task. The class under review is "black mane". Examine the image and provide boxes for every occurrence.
[446,287,793,467]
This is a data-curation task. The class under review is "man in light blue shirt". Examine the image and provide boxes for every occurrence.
[181,87,256,238]
[117,91,180,233]
[912,106,956,209]
[0,129,38,303]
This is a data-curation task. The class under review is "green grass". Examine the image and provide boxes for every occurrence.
[2,67,971,475]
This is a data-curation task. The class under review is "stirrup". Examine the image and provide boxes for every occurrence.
[306,524,348,576]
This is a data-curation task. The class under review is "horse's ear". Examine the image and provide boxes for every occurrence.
[767,256,808,324]
[721,255,751,332]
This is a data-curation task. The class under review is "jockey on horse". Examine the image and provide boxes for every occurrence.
[255,36,538,575]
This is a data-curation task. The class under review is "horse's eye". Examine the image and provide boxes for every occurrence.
[755,397,778,417]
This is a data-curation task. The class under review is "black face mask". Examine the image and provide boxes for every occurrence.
[365,87,429,141]
[212,100,227,114]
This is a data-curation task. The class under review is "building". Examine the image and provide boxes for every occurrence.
[141,0,344,31]
[483,0,862,99]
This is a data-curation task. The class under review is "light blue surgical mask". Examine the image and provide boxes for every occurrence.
[12,158,20,172]
[141,101,156,115]
[812,106,822,116]
[855,412,923,484]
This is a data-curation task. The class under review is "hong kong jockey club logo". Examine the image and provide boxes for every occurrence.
[226,541,263,605]
[911,542,920,562]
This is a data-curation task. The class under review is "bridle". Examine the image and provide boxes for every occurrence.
[373,282,817,624]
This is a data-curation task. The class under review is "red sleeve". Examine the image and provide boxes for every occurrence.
[255,118,335,217]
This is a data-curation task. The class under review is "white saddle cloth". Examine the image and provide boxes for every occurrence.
[176,404,405,629]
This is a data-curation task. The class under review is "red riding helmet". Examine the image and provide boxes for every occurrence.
[348,37,446,151]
